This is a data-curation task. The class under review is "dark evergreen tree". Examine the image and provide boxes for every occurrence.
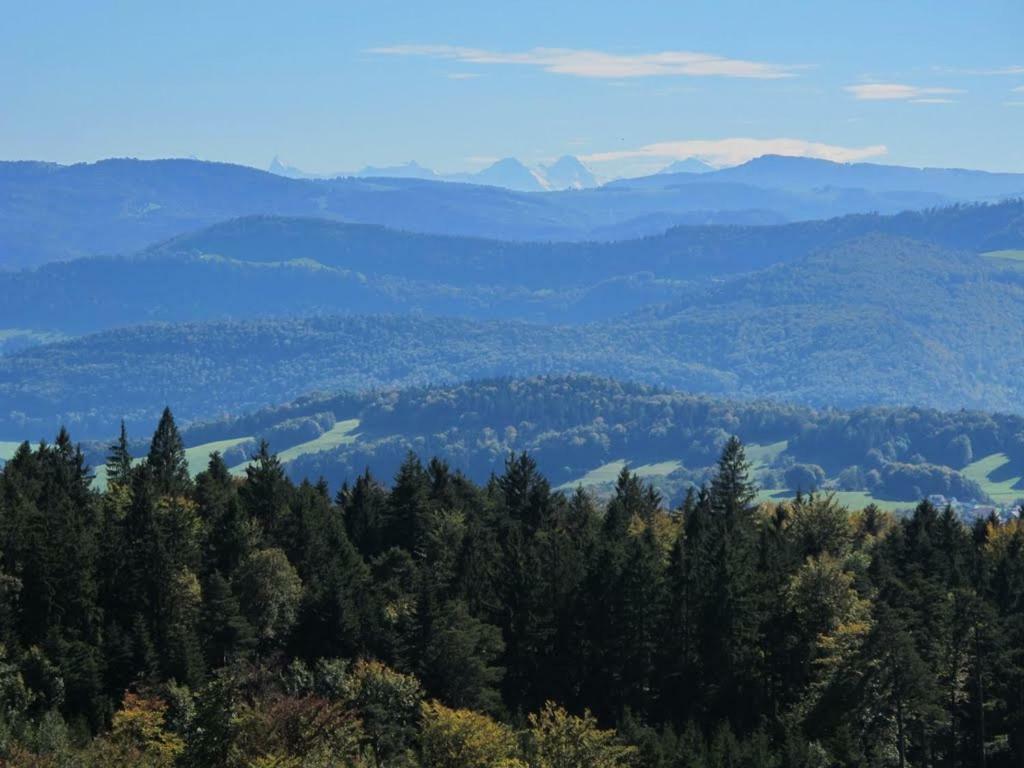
[340,469,390,557]
[240,440,293,546]
[200,571,256,667]
[385,453,430,553]
[106,420,134,488]
[196,452,251,576]
[147,407,190,496]
[289,480,370,660]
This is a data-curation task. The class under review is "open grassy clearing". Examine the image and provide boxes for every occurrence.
[0,328,66,344]
[962,452,1024,504]
[755,488,912,512]
[230,418,361,475]
[558,441,786,492]
[559,458,684,490]
[0,441,22,463]
[983,249,1024,270]
[90,435,255,489]
[185,436,254,476]
[747,440,788,470]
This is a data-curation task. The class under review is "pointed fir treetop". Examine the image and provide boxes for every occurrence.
[203,450,231,484]
[710,436,756,518]
[107,419,134,488]
[147,406,190,496]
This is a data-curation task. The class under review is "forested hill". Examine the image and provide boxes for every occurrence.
[1,201,1023,334]
[4,156,1023,269]
[31,375,1024,510]
[4,235,1024,435]
[2,411,1023,765]
[186,375,1024,507]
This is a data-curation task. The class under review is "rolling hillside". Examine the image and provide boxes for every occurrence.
[4,156,1023,269]
[64,376,1024,510]
[4,234,1024,438]
[2,201,1023,334]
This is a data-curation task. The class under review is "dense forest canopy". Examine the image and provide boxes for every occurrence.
[1,410,1022,766]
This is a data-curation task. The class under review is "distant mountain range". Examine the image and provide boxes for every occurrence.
[268,154,597,192]
[658,158,716,174]
[4,154,1024,269]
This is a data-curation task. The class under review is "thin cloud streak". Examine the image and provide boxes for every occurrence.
[936,65,1024,76]
[845,83,963,101]
[580,138,888,167]
[369,44,804,79]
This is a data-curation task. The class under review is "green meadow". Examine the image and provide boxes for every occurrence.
[0,441,23,463]
[962,452,1024,504]
[229,418,360,475]
[558,442,1022,513]
[982,249,1024,270]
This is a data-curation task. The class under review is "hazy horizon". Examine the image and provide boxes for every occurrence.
[4,1,1023,176]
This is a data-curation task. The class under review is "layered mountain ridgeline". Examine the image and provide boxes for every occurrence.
[4,234,1024,436]
[2,201,1023,334]
[614,154,1024,199]
[4,156,1024,269]
[48,376,1024,510]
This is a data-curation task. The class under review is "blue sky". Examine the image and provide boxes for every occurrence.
[3,0,1023,175]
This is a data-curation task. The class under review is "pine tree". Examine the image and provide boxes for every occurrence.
[196,452,251,576]
[700,438,764,729]
[421,599,505,715]
[106,420,134,488]
[147,407,190,496]
[290,481,370,659]
[240,440,293,547]
[340,469,390,557]
[200,571,256,668]
[617,524,668,719]
[386,452,430,552]
[498,452,554,533]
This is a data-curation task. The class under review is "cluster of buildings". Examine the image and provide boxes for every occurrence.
[926,494,1022,523]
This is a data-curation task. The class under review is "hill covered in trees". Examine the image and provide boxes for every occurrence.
[1,411,1022,766]
[2,201,1023,333]
[28,376,1023,510]
[3,157,1022,269]
[4,233,1024,436]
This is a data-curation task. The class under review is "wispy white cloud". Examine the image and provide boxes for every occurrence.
[936,65,1024,76]
[844,83,963,101]
[369,44,804,79]
[447,72,481,80]
[1013,86,1024,93]
[1004,101,1024,107]
[580,138,888,167]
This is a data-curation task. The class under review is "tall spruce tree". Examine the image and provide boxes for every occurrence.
[200,570,256,667]
[106,420,134,488]
[147,407,190,496]
[702,437,764,729]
